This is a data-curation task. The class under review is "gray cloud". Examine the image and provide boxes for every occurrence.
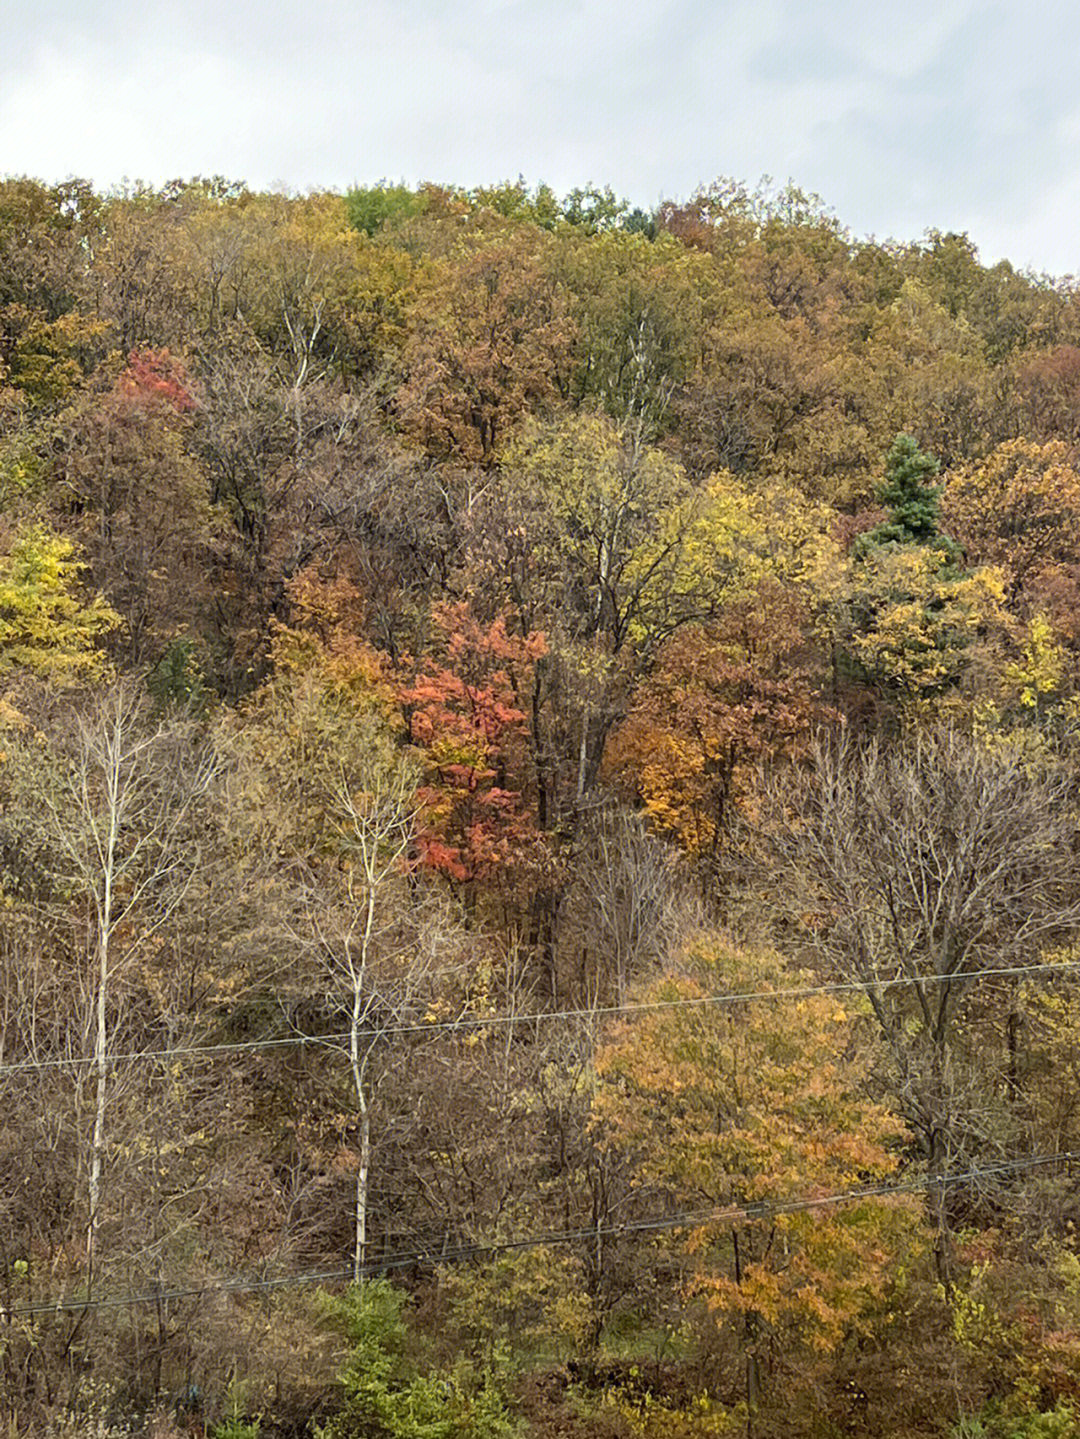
[1,0,1077,274]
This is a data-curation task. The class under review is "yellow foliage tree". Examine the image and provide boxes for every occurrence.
[0,524,118,683]
[594,941,922,1411]
[835,544,1006,715]
[943,438,1080,604]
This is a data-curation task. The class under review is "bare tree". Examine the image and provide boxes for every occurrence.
[560,801,685,1005]
[299,742,426,1283]
[750,728,1080,1279]
[5,679,218,1284]
[226,667,464,1283]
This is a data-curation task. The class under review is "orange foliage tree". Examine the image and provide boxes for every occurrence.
[594,940,921,1409]
[604,580,831,863]
[400,602,547,887]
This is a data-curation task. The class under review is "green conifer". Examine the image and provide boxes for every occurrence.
[856,434,962,567]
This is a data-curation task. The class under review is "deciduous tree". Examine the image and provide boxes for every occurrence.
[595,940,918,1415]
[751,730,1080,1278]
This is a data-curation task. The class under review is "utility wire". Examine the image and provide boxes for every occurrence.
[3,956,1080,1078]
[2,1150,1074,1320]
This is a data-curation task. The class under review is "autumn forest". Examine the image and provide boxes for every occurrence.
[5,174,1080,1438]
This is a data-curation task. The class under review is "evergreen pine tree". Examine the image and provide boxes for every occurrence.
[856,434,962,567]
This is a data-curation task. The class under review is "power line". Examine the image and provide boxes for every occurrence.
[3,956,1080,1078]
[3,1150,1074,1320]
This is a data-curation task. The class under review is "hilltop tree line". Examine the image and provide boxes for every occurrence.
[5,173,1080,1437]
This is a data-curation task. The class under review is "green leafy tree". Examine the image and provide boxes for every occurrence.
[345,183,428,237]
[317,1280,519,1439]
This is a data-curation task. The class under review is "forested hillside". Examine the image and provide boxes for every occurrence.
[6,174,1080,1438]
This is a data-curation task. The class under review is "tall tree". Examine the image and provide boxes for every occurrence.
[396,229,573,467]
[943,438,1080,608]
[3,678,218,1282]
[751,730,1080,1280]
[59,347,215,664]
[595,939,917,1419]
[228,585,458,1281]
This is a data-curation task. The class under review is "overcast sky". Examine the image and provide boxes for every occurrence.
[2,0,1077,275]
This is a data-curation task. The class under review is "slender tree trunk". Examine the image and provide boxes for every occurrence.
[731,1227,760,1439]
[86,927,108,1278]
[87,734,119,1280]
[932,1177,952,1293]
[349,980,370,1286]
[929,1122,953,1294]
[350,879,378,1285]
[354,1088,370,1285]
[575,701,590,810]
[1006,979,1022,1106]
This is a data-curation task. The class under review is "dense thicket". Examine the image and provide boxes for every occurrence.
[4,174,1080,1438]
